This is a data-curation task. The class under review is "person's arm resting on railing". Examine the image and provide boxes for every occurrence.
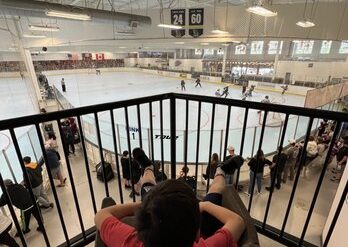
[95,202,141,230]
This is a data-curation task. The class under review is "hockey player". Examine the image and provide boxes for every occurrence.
[220,86,229,98]
[281,85,288,95]
[194,78,202,87]
[181,80,186,91]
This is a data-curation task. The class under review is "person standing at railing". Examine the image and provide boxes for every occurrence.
[266,147,287,192]
[223,146,236,185]
[331,136,348,182]
[23,156,54,209]
[247,150,272,196]
[44,146,67,187]
[283,139,298,183]
[0,179,44,235]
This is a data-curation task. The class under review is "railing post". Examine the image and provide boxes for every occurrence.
[251,126,257,157]
[219,129,223,160]
[170,95,176,179]
[116,123,121,155]
[277,121,283,147]
[293,115,299,139]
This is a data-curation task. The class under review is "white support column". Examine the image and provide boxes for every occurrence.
[13,18,41,111]
[273,53,279,81]
[222,46,228,76]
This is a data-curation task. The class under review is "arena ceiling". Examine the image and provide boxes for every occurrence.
[0,0,348,53]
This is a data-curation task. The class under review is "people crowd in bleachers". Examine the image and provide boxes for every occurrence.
[0,59,124,72]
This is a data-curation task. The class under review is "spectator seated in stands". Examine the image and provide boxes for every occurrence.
[95,148,248,247]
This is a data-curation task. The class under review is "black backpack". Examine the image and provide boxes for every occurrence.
[96,162,114,182]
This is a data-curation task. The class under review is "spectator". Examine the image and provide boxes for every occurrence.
[203,153,219,180]
[23,156,53,209]
[45,133,59,152]
[283,139,298,183]
[0,180,44,235]
[120,151,131,189]
[224,145,236,184]
[0,214,20,246]
[129,155,141,198]
[331,136,348,182]
[45,147,66,187]
[62,120,75,155]
[179,166,190,178]
[95,148,245,247]
[266,147,287,192]
[247,150,272,195]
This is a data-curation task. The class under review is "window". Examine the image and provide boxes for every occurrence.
[294,40,314,54]
[195,49,202,55]
[339,40,348,54]
[235,44,246,55]
[268,41,283,54]
[204,49,214,55]
[320,40,332,54]
[250,41,264,54]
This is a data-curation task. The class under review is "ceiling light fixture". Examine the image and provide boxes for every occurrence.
[46,10,91,21]
[157,24,183,29]
[246,6,277,17]
[296,0,316,28]
[23,34,47,38]
[201,43,209,45]
[29,25,60,32]
[296,20,315,28]
[175,42,185,44]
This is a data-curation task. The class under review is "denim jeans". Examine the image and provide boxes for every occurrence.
[248,170,263,194]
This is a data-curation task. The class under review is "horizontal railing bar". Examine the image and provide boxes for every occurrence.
[0,93,172,131]
[173,93,348,120]
[1,93,347,131]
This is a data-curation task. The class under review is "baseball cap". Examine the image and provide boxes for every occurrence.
[227,145,235,151]
[289,139,296,145]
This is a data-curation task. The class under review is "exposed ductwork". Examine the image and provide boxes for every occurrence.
[0,0,152,26]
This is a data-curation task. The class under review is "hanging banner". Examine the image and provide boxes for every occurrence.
[171,9,186,38]
[189,8,204,38]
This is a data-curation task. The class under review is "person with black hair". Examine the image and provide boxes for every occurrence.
[95,148,245,247]
[0,180,44,235]
[23,156,53,209]
[247,150,272,195]
[266,148,287,192]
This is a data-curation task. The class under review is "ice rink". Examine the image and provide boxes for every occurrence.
[48,71,310,162]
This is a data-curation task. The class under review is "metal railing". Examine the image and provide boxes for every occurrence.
[0,93,347,247]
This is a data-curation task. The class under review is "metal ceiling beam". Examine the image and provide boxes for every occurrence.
[0,0,151,25]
